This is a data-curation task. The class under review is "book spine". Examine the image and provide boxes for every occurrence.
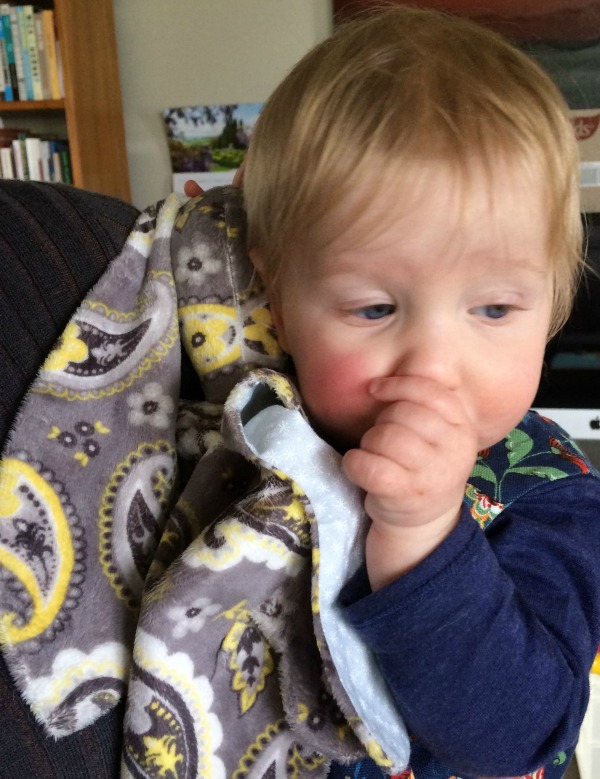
[39,138,50,181]
[33,10,49,100]
[49,139,72,184]
[41,9,60,99]
[9,7,24,101]
[16,6,33,100]
[61,148,71,184]
[11,136,26,179]
[0,16,7,100]
[0,145,15,178]
[24,135,41,180]
[23,5,41,100]
[1,6,17,100]
[51,149,62,182]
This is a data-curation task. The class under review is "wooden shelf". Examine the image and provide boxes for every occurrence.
[0,99,65,111]
[0,0,131,202]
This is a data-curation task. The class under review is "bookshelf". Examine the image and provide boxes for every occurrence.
[0,0,131,201]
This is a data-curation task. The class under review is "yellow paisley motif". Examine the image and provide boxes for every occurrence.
[0,470,20,516]
[364,738,393,769]
[232,720,285,779]
[287,743,327,777]
[0,459,74,644]
[311,547,320,615]
[130,635,223,779]
[174,196,200,230]
[253,477,311,547]
[43,322,88,372]
[217,599,250,622]
[36,273,178,401]
[190,516,306,574]
[245,307,283,357]
[180,303,241,374]
[98,441,176,610]
[222,618,275,713]
[36,325,178,401]
[142,732,183,778]
[266,373,297,406]
[180,301,284,377]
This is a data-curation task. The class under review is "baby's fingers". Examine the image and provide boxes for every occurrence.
[371,375,468,427]
[343,445,412,499]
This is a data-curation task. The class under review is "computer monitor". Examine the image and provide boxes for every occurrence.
[534,212,600,468]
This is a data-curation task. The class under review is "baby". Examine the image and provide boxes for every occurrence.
[189,6,600,779]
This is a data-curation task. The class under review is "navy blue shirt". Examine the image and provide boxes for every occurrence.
[333,414,600,779]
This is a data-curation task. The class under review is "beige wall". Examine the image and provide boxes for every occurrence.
[112,0,333,209]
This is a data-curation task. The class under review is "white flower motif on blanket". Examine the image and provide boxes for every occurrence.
[175,401,223,462]
[167,595,221,639]
[175,243,223,285]
[127,382,175,429]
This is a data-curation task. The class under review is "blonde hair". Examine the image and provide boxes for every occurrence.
[244,4,582,336]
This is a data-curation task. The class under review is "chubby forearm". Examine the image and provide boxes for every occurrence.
[340,481,600,776]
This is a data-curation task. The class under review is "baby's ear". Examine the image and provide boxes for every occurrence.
[248,247,288,352]
[248,246,272,294]
[248,247,267,278]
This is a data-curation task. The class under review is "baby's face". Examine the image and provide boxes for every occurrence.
[266,161,554,452]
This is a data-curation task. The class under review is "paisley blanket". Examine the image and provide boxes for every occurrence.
[0,188,410,779]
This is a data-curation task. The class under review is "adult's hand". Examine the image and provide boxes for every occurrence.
[183,162,245,198]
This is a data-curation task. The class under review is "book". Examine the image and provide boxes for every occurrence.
[49,138,71,183]
[39,138,50,180]
[0,129,71,182]
[0,129,27,174]
[22,5,42,100]
[24,135,41,180]
[33,10,49,100]
[0,13,7,100]
[11,136,27,179]
[0,5,17,99]
[0,145,15,178]
[16,5,33,100]
[51,149,62,182]
[8,6,24,101]
[41,9,60,99]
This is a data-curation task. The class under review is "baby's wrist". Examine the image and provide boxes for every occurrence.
[365,508,461,590]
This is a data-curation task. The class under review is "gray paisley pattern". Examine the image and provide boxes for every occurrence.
[0,188,408,779]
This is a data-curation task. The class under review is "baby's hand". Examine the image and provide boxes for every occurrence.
[342,376,479,588]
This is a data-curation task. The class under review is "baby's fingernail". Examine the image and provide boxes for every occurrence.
[369,378,382,394]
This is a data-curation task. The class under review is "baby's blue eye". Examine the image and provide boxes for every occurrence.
[355,304,395,320]
[475,304,509,320]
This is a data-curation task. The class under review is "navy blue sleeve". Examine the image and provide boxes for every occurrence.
[339,476,600,778]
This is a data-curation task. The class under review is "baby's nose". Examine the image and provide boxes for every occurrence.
[393,330,461,390]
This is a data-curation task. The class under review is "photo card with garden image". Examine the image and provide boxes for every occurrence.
[162,102,263,192]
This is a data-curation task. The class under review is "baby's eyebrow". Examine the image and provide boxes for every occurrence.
[490,256,550,275]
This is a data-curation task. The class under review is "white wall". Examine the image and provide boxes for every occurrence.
[112,0,333,209]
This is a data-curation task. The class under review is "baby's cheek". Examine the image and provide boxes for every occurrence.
[299,354,374,430]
